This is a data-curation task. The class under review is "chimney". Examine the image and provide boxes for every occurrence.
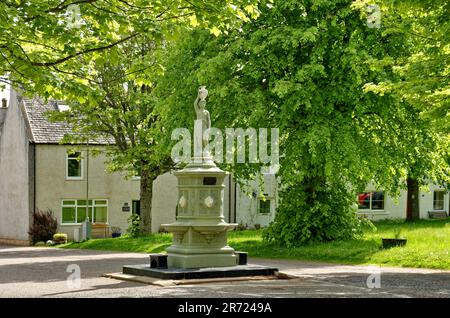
[1,98,7,108]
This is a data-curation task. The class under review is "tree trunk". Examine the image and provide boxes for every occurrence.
[139,164,153,234]
[406,177,420,220]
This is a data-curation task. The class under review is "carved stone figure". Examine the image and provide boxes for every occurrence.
[194,86,211,149]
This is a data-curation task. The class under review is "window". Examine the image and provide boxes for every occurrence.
[259,199,271,214]
[132,200,141,216]
[61,199,108,224]
[66,151,82,179]
[433,191,445,210]
[358,191,385,210]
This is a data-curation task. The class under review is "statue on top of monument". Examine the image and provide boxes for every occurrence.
[194,86,211,131]
[194,86,211,150]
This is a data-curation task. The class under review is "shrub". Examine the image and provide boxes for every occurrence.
[263,181,367,247]
[53,233,68,244]
[126,214,141,238]
[28,209,58,244]
[34,241,46,247]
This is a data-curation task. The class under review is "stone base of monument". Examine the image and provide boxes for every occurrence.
[122,264,278,280]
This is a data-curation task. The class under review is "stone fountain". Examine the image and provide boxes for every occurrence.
[122,87,277,279]
[162,86,238,268]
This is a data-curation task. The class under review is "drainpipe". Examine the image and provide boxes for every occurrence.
[86,141,90,222]
[32,143,36,215]
[228,175,231,223]
[234,182,237,223]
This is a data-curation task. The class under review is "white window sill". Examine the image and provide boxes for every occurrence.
[357,210,389,215]
[66,177,84,181]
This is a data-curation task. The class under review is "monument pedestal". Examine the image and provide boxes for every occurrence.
[162,158,238,269]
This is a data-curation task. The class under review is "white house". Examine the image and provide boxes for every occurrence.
[356,186,448,221]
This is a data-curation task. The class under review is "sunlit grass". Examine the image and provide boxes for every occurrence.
[61,218,450,269]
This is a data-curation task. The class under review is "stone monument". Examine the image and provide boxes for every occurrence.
[162,86,237,268]
[122,87,277,279]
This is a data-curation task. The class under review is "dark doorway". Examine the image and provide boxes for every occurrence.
[132,200,141,216]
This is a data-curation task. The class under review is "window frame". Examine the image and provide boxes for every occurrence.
[66,151,84,180]
[61,199,108,225]
[357,191,386,212]
[432,190,445,211]
[258,197,272,215]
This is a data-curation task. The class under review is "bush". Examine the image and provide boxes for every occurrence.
[53,233,68,244]
[28,209,58,244]
[34,241,46,247]
[126,214,141,238]
[263,181,366,247]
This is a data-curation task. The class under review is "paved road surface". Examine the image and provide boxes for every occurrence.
[1,245,449,298]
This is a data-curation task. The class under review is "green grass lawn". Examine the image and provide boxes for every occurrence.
[60,218,450,270]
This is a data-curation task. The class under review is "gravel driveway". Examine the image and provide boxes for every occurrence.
[1,245,449,298]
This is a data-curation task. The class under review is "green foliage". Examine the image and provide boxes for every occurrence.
[126,214,141,238]
[263,184,365,246]
[1,0,263,94]
[52,233,68,244]
[361,0,450,132]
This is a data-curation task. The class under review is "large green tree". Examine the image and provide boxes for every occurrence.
[155,0,450,246]
[362,0,449,132]
[1,0,263,92]
[1,0,263,233]
[49,37,171,233]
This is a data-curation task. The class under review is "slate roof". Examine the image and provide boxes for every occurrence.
[22,98,114,144]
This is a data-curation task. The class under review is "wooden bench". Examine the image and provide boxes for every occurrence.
[91,223,110,238]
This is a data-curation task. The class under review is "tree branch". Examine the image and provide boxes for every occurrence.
[30,32,140,67]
